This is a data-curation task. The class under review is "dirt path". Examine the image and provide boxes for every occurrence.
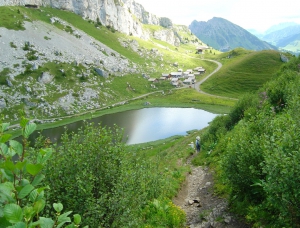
[173,153,250,228]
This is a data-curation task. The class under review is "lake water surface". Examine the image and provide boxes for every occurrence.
[31,108,218,145]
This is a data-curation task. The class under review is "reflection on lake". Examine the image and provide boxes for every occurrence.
[30,108,218,145]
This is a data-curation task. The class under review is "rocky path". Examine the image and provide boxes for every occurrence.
[173,153,250,228]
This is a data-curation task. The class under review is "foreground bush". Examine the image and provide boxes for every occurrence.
[0,118,86,227]
[43,122,185,227]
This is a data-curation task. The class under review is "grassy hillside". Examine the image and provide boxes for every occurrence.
[201,48,285,98]
[19,7,213,70]
[0,6,220,74]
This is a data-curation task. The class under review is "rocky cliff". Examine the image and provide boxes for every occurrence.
[0,0,182,45]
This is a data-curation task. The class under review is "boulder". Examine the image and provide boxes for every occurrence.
[50,17,56,24]
[6,79,13,87]
[32,63,38,70]
[22,98,37,107]
[25,86,32,93]
[94,68,109,78]
[38,72,54,84]
[73,60,79,66]
[0,98,6,108]
[188,200,194,205]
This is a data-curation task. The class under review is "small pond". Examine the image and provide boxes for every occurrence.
[30,107,218,145]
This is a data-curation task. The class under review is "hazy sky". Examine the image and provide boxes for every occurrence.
[135,0,300,32]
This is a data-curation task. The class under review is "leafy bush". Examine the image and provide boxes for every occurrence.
[219,56,300,226]
[141,198,185,227]
[0,68,10,85]
[0,118,86,227]
[222,119,265,203]
[43,122,177,227]
[226,93,259,130]
[260,113,300,227]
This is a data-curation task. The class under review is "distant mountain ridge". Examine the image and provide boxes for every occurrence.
[264,22,299,35]
[247,22,300,55]
[263,25,300,45]
[262,24,300,54]
[189,17,276,52]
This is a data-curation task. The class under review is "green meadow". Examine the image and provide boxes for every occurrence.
[201,48,285,98]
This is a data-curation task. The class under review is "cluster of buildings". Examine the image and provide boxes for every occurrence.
[148,66,206,87]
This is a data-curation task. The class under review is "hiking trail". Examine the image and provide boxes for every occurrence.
[173,153,250,228]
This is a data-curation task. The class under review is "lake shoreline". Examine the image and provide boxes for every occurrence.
[10,98,230,139]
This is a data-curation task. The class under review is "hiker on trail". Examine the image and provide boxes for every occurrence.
[195,136,201,153]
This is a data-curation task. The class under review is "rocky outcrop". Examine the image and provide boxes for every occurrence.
[0,0,180,43]
[0,98,6,108]
[0,0,189,46]
[38,72,54,84]
[154,29,181,47]
[95,68,109,78]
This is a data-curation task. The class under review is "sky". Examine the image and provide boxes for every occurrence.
[134,0,300,33]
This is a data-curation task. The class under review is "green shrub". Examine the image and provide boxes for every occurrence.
[260,113,300,227]
[141,198,186,227]
[10,42,17,49]
[23,42,30,51]
[26,50,38,61]
[43,122,169,227]
[226,93,259,130]
[222,119,265,202]
[0,118,86,227]
[0,68,10,85]
[218,56,300,227]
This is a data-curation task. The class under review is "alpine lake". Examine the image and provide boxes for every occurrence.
[28,107,218,145]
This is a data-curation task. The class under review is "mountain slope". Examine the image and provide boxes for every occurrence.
[264,22,299,35]
[0,6,213,124]
[262,25,300,45]
[0,0,184,46]
[189,17,276,52]
[261,25,300,54]
[0,0,157,38]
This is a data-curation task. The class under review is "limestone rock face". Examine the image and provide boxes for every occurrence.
[0,0,185,45]
[0,0,167,39]
[154,29,181,46]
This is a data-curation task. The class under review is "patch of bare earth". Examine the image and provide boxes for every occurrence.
[173,154,251,228]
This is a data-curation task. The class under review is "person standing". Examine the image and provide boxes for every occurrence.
[195,136,201,153]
